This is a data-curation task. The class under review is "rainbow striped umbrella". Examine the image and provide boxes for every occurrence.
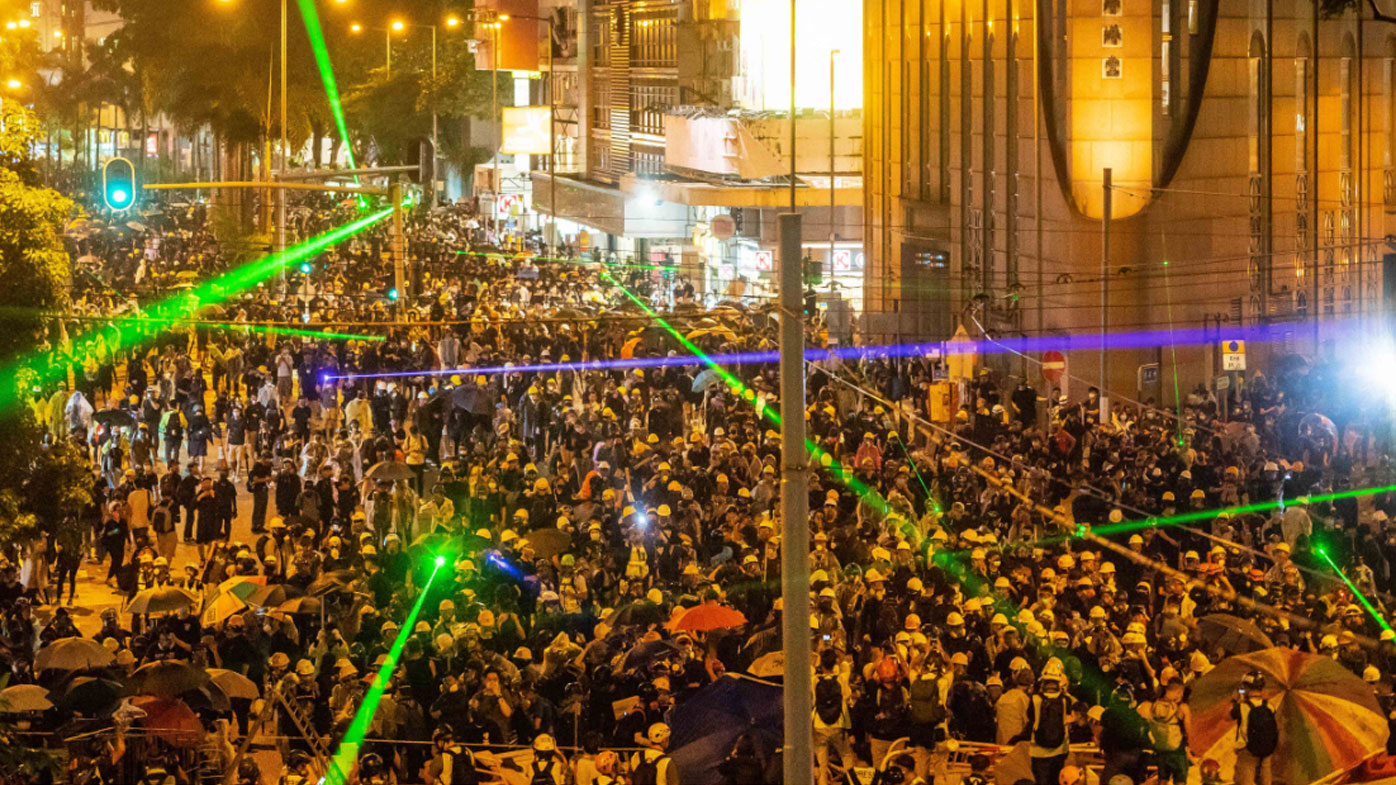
[1190,647,1387,784]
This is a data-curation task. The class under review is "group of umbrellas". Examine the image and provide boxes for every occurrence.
[0,637,261,747]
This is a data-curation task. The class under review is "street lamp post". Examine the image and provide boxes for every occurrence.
[828,48,837,284]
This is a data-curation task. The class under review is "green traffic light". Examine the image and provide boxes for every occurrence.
[102,157,136,211]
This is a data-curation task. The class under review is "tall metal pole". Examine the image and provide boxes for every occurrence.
[391,180,405,306]
[386,29,392,78]
[1033,0,1043,348]
[788,0,796,211]
[278,0,288,282]
[548,18,557,260]
[492,19,501,237]
[828,49,837,283]
[431,24,438,200]
[777,211,811,785]
[1101,167,1112,422]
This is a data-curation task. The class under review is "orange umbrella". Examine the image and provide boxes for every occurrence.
[671,603,747,632]
[131,696,202,747]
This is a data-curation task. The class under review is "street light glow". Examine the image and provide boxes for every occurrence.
[51,29,62,38]
[4,22,15,30]
[17,18,29,28]
[350,22,362,32]
[5,79,21,90]
[390,19,405,31]
[445,16,460,27]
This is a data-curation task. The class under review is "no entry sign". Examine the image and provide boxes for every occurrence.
[1042,350,1066,384]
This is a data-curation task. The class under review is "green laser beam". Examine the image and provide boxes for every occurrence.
[297,0,358,175]
[6,208,393,407]
[603,270,1144,704]
[1071,483,1396,541]
[323,560,444,785]
[599,270,891,518]
[1316,547,1391,631]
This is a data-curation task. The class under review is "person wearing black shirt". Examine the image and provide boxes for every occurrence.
[213,466,238,539]
[275,460,301,519]
[177,464,200,540]
[247,453,273,533]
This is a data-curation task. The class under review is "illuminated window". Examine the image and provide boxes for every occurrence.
[1160,0,1174,114]
[30,2,40,17]
[1385,41,1395,169]
[1295,46,1308,173]
[1248,32,1265,174]
[1340,43,1353,171]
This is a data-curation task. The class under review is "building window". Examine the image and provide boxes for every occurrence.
[1248,32,1265,174]
[1160,0,1172,114]
[1340,54,1353,171]
[1385,48,1395,168]
[30,2,40,17]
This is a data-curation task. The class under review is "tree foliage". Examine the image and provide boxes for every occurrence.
[1319,0,1396,23]
[85,0,500,163]
[0,88,92,549]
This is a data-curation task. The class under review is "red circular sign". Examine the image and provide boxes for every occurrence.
[1042,350,1066,384]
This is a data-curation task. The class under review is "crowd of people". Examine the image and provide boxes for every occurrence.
[3,191,1395,785]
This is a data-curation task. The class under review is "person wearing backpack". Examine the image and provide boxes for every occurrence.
[630,722,679,785]
[527,734,565,785]
[906,656,951,784]
[868,655,909,768]
[1013,662,1073,785]
[813,648,854,785]
[428,725,480,785]
[1141,678,1193,785]
[1230,670,1277,785]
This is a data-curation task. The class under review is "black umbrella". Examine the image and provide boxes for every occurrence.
[306,570,356,596]
[608,602,666,628]
[127,660,209,699]
[59,676,123,714]
[621,639,680,671]
[94,409,136,429]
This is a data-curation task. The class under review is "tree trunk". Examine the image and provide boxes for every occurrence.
[329,134,342,167]
[311,121,324,168]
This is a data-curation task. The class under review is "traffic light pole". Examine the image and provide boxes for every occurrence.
[390,180,405,309]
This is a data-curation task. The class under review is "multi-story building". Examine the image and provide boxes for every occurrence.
[864,0,1396,397]
[482,0,867,306]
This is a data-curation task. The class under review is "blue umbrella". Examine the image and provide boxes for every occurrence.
[670,674,783,785]
[692,368,722,393]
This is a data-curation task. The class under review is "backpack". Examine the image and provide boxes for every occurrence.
[872,686,908,738]
[632,753,667,785]
[815,675,845,725]
[448,747,480,785]
[1148,701,1184,752]
[1032,694,1067,749]
[1245,702,1279,758]
[528,760,556,785]
[152,506,174,535]
[908,675,947,726]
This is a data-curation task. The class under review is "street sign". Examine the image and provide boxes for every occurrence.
[754,250,774,271]
[1042,350,1066,384]
[1139,364,1159,385]
[1222,339,1246,371]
